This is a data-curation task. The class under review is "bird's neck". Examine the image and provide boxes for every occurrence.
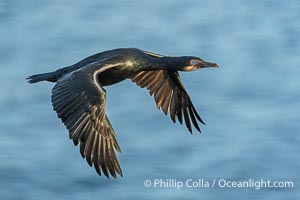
[138,57,180,71]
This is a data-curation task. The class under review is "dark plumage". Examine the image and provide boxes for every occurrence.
[27,48,218,178]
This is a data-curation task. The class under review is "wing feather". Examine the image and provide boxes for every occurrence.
[131,69,204,133]
[51,63,123,178]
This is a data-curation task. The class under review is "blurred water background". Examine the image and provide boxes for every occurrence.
[0,0,299,199]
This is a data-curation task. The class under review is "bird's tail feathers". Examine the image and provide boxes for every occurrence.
[26,71,57,84]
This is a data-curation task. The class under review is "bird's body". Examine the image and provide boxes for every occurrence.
[27,48,218,178]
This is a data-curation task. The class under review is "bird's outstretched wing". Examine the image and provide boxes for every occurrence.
[51,63,122,178]
[131,69,205,133]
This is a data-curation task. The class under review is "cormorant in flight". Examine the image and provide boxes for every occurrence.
[27,48,218,178]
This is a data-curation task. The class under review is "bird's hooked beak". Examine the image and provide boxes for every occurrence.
[198,60,219,68]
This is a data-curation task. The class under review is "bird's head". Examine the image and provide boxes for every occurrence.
[173,56,219,72]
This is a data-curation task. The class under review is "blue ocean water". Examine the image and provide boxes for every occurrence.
[0,0,299,199]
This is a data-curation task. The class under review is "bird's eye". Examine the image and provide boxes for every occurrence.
[190,59,198,65]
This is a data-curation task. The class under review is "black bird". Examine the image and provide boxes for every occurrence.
[27,48,218,178]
